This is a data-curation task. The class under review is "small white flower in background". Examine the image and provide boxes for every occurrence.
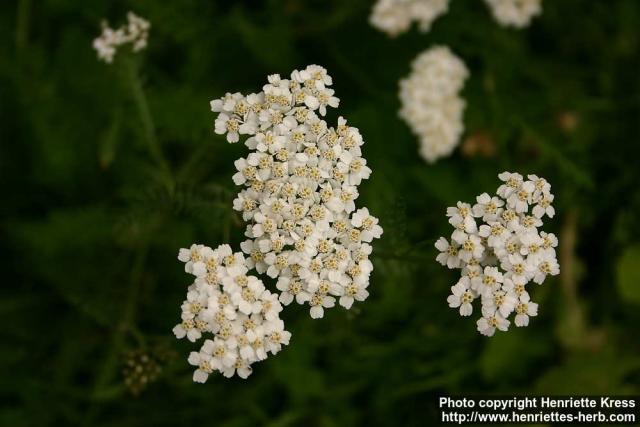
[370,0,542,35]
[174,244,291,381]
[369,0,450,37]
[210,65,383,320]
[399,46,469,163]
[93,12,150,63]
[435,172,559,336]
[484,0,542,28]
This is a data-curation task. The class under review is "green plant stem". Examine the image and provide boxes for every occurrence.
[16,0,30,53]
[84,245,148,424]
[557,209,592,351]
[124,57,174,194]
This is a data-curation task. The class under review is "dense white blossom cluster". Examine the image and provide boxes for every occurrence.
[173,244,291,381]
[484,0,542,28]
[211,65,383,320]
[399,46,469,163]
[435,172,559,336]
[173,66,382,383]
[93,12,150,63]
[369,0,450,37]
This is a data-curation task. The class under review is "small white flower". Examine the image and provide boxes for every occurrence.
[276,277,308,306]
[309,293,336,319]
[93,12,150,63]
[435,237,461,269]
[503,253,534,284]
[482,290,518,318]
[472,266,504,296]
[477,310,510,337]
[528,174,551,198]
[519,231,544,263]
[188,349,214,383]
[458,234,484,262]
[447,276,474,316]
[532,192,555,218]
[514,295,538,327]
[473,193,504,222]
[484,0,542,29]
[502,277,530,302]
[370,0,450,37]
[478,222,509,248]
[264,319,291,354]
[497,171,524,199]
[532,255,560,284]
[351,208,383,242]
[507,180,535,213]
[339,281,369,309]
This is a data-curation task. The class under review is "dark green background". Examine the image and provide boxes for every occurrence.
[2,0,639,426]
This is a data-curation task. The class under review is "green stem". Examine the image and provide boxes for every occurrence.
[16,0,30,53]
[84,245,147,424]
[124,57,174,193]
[557,209,588,350]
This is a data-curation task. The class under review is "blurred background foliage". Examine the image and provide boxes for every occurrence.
[1,0,640,426]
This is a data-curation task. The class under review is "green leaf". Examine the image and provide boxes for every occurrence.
[616,244,640,304]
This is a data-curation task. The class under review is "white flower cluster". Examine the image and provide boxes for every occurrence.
[399,46,469,163]
[484,0,542,28]
[435,172,559,336]
[173,244,291,382]
[93,12,150,63]
[211,65,383,320]
[369,0,450,37]
[369,0,541,36]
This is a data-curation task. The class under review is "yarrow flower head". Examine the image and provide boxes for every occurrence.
[369,0,450,37]
[210,65,383,320]
[93,12,150,63]
[173,244,291,382]
[484,0,542,28]
[399,46,469,163]
[435,172,559,336]
[370,0,541,35]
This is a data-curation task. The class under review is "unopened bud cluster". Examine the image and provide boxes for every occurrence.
[122,349,167,395]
